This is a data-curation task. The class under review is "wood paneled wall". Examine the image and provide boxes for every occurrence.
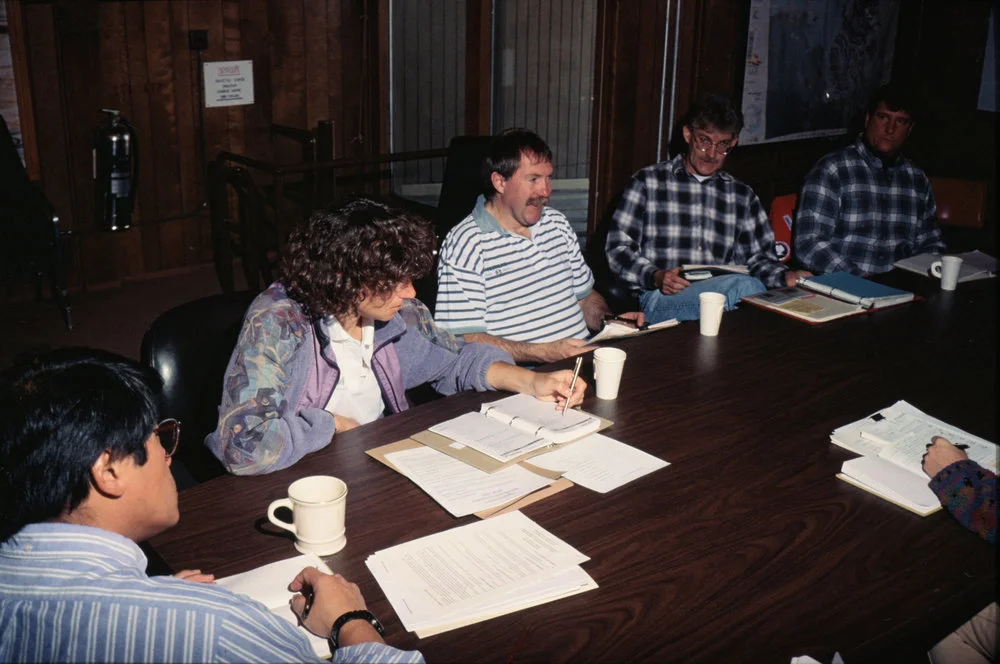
[18,0,386,287]
[588,0,996,238]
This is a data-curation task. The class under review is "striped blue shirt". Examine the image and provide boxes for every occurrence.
[0,523,423,664]
[436,196,593,342]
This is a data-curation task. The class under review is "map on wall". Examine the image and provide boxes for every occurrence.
[740,0,900,145]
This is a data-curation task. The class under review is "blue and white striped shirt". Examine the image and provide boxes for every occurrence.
[0,523,423,664]
[435,196,593,343]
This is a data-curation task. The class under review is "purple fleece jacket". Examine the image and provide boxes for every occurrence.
[206,283,511,475]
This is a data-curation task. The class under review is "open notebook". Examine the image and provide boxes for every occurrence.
[422,394,604,469]
[217,554,331,657]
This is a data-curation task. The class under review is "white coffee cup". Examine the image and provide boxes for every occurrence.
[593,347,627,400]
[698,292,726,336]
[267,475,348,555]
[930,256,963,291]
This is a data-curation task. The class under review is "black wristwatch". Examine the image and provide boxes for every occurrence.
[328,610,385,653]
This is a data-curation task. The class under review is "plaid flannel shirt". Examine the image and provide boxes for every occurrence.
[606,154,787,292]
[794,136,944,275]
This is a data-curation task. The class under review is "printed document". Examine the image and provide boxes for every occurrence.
[366,511,595,634]
[529,433,669,493]
[385,445,553,517]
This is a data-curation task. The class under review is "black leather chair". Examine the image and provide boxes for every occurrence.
[411,135,493,313]
[587,193,641,313]
[140,291,258,489]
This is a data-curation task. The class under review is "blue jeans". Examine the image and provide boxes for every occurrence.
[639,274,766,323]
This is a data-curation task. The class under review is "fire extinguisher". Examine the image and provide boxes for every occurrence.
[94,108,138,231]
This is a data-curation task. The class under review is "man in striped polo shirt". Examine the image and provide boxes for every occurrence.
[435,128,643,353]
[0,348,422,664]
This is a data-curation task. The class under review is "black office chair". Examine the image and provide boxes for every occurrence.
[0,114,71,328]
[410,135,493,313]
[587,193,641,313]
[140,291,259,489]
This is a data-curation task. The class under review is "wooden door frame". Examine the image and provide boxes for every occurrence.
[5,0,40,180]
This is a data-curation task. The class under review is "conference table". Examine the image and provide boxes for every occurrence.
[148,271,997,663]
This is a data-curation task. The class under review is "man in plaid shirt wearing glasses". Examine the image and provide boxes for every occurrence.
[794,83,944,275]
[606,93,810,324]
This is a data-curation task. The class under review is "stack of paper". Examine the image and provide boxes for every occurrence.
[217,554,331,657]
[832,400,998,516]
[384,445,554,517]
[366,511,597,637]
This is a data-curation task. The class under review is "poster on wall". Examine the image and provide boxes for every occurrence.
[203,60,255,108]
[740,0,900,145]
[0,4,25,162]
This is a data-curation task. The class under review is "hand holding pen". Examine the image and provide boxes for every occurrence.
[563,356,583,416]
[921,436,970,478]
[290,567,381,643]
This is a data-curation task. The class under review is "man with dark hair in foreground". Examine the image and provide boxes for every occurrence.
[0,348,422,663]
[795,82,945,275]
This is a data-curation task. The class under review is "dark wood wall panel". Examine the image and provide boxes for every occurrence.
[16,0,384,289]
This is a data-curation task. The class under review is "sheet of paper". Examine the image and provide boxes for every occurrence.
[588,317,679,343]
[217,554,331,657]
[366,511,589,632]
[385,445,553,517]
[529,433,669,493]
[481,393,600,442]
[429,411,549,462]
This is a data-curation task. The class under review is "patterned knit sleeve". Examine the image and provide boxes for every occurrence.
[928,459,997,545]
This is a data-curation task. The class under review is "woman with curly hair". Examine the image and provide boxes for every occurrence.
[207,198,586,475]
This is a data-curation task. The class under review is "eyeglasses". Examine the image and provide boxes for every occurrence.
[155,418,181,458]
[693,134,734,156]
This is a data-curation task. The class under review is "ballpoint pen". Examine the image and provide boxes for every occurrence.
[563,356,583,416]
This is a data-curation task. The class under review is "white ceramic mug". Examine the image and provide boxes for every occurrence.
[930,256,963,291]
[267,475,348,555]
[698,292,726,336]
[593,347,627,400]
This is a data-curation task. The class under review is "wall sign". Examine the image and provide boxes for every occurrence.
[203,60,255,108]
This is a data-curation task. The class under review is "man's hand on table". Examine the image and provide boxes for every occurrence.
[784,269,813,287]
[653,268,690,294]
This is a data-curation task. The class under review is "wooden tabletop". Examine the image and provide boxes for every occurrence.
[148,272,997,663]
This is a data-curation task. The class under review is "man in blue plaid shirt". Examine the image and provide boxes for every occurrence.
[606,94,810,324]
[795,84,944,275]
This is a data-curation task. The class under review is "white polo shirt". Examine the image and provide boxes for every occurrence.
[322,317,385,425]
